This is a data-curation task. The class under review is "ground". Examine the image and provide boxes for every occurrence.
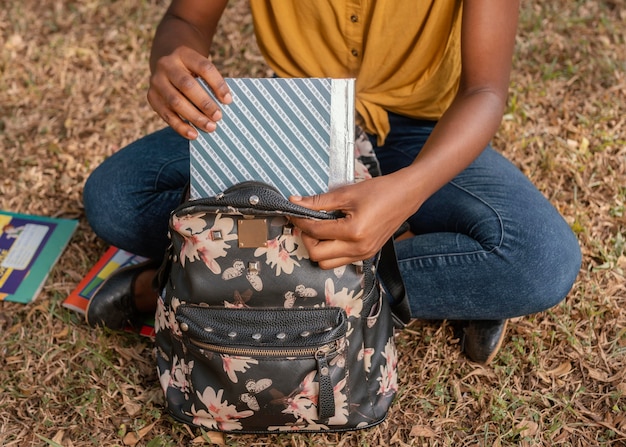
[1,1,625,446]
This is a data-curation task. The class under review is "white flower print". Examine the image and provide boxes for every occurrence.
[324,278,363,319]
[283,395,319,423]
[221,355,259,383]
[254,226,308,275]
[358,346,375,373]
[254,237,299,275]
[377,337,398,396]
[190,387,254,431]
[155,297,167,334]
[333,265,346,278]
[280,371,319,423]
[155,295,183,336]
[174,214,237,273]
[172,213,209,235]
[160,355,194,398]
[158,367,171,397]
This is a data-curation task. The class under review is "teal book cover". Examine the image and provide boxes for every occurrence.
[0,210,77,304]
[190,77,355,199]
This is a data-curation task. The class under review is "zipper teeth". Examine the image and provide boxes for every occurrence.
[189,339,335,357]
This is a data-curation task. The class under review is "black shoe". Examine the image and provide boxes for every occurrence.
[85,260,160,330]
[455,320,508,364]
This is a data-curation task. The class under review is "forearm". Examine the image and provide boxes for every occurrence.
[150,14,212,73]
[396,88,508,215]
[149,0,228,74]
[395,0,519,216]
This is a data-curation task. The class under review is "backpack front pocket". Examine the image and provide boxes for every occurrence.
[168,305,349,432]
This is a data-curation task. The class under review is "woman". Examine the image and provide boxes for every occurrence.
[83,0,581,364]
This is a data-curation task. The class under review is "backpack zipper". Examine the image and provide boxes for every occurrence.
[189,338,338,420]
[188,339,338,358]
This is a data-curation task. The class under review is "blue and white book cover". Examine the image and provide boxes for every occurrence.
[190,77,354,199]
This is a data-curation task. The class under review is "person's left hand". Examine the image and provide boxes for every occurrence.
[289,174,416,269]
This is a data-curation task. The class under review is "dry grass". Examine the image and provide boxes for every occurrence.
[1,0,625,446]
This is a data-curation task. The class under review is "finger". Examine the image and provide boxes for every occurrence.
[167,71,224,132]
[147,85,201,139]
[149,65,225,138]
[301,233,373,266]
[291,216,349,242]
[190,57,232,105]
[148,47,232,139]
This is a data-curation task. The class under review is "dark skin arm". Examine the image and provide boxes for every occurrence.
[290,0,521,269]
[147,0,231,139]
[136,0,233,309]
[145,0,519,271]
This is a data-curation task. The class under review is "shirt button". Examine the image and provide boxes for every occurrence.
[351,49,359,57]
[350,14,358,23]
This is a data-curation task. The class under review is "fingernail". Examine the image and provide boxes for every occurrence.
[211,110,222,121]
[186,129,198,139]
[223,93,232,104]
[205,121,217,132]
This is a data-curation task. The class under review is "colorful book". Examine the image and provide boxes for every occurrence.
[63,246,155,337]
[0,210,77,304]
[190,77,355,199]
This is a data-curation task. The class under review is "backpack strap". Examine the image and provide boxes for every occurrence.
[378,237,412,329]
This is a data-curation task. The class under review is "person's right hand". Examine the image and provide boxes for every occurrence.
[147,46,232,139]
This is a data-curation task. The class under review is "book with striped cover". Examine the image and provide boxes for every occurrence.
[190,77,355,199]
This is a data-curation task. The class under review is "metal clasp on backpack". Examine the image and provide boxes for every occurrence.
[238,217,268,248]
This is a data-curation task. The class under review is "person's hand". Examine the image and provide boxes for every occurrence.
[147,46,232,139]
[289,174,418,269]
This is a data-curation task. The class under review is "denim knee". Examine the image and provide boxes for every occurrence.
[83,167,122,248]
[509,220,582,315]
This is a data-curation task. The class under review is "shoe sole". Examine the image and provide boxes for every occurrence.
[483,319,508,365]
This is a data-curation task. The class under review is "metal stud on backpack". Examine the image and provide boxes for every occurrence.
[154,181,409,433]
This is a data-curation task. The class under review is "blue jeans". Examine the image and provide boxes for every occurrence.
[83,114,581,320]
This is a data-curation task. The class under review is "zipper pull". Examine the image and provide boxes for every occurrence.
[315,346,335,420]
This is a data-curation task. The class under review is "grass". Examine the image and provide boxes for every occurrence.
[1,0,625,445]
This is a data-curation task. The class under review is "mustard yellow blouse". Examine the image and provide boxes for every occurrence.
[249,0,463,144]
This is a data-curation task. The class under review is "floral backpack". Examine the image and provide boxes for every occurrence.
[154,132,410,433]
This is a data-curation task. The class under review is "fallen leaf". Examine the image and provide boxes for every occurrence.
[460,367,497,381]
[587,367,609,382]
[122,393,142,417]
[123,433,139,446]
[409,425,437,438]
[516,420,539,437]
[545,361,572,377]
[136,421,157,439]
[53,326,69,339]
[52,430,65,444]
[122,422,157,446]
[579,137,590,153]
[4,34,24,50]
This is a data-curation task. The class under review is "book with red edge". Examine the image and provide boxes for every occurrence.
[63,246,155,337]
